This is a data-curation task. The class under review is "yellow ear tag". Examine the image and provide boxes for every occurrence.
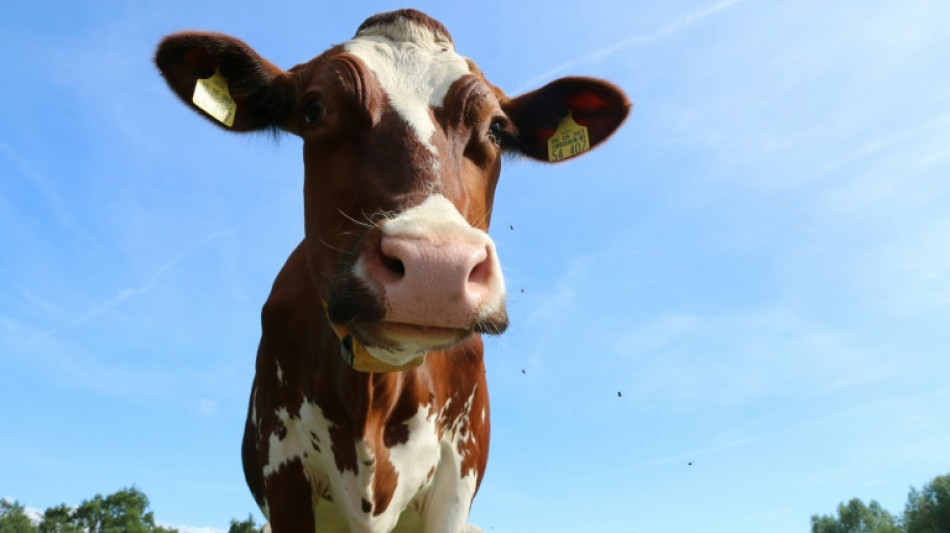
[192,68,236,127]
[547,111,590,162]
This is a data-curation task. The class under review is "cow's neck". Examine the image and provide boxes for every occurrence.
[311,318,426,434]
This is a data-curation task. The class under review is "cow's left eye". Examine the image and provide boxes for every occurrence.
[304,99,325,125]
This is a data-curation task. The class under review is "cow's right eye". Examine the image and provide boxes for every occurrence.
[304,99,325,125]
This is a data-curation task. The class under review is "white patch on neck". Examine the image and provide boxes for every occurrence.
[259,391,482,531]
[344,19,470,154]
[420,386,479,531]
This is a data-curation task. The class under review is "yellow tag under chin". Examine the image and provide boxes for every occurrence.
[547,111,590,162]
[328,319,427,373]
[192,68,236,127]
[340,336,427,373]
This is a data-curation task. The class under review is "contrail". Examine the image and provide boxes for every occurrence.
[19,226,240,348]
[19,191,296,348]
[515,0,747,92]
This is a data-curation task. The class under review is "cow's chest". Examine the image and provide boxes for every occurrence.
[261,389,480,532]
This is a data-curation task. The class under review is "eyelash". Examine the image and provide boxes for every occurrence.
[488,118,515,148]
[304,98,325,126]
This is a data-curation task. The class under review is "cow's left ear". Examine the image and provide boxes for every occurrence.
[502,77,630,162]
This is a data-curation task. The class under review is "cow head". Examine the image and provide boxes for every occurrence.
[155,9,629,369]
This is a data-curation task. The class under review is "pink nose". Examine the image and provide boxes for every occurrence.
[366,232,499,328]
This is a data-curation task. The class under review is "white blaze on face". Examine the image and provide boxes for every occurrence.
[344,18,471,154]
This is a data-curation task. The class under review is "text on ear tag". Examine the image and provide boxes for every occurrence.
[547,111,590,162]
[192,68,236,127]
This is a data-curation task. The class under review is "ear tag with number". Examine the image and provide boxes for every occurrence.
[547,111,590,162]
[323,303,427,373]
[192,68,236,127]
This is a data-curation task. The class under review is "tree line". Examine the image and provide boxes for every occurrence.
[812,473,950,533]
[3,474,947,532]
[0,487,258,533]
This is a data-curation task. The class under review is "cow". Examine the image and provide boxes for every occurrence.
[155,9,629,533]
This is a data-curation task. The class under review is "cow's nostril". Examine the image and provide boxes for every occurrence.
[467,247,491,286]
[380,252,405,277]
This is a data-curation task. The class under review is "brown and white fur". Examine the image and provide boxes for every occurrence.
[156,9,629,533]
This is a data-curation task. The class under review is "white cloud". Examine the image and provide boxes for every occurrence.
[24,506,43,524]
[852,219,950,312]
[508,236,909,407]
[159,523,226,533]
[526,255,594,322]
[609,308,901,407]
[198,398,218,417]
[649,2,950,194]
[591,435,757,480]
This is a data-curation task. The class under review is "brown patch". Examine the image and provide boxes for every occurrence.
[383,374,424,448]
[371,447,398,516]
[355,9,454,45]
[263,458,315,531]
[568,92,608,111]
[328,424,359,475]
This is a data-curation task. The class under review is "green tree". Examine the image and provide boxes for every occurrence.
[810,497,904,533]
[0,499,38,533]
[70,487,177,533]
[37,504,82,533]
[904,473,950,533]
[228,514,259,533]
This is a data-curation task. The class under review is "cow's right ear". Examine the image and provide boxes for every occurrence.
[155,32,295,132]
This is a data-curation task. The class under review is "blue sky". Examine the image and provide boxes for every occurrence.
[2,1,949,532]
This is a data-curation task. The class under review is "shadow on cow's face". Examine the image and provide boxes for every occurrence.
[155,10,629,365]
